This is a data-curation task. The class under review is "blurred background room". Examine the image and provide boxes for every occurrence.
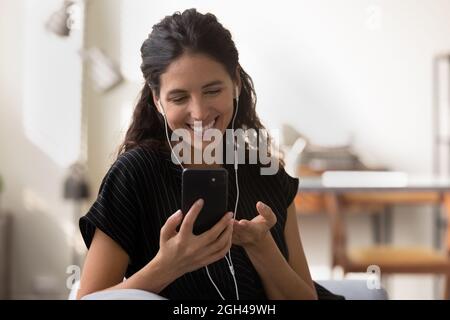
[1,0,450,299]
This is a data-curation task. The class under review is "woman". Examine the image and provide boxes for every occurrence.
[77,8,336,300]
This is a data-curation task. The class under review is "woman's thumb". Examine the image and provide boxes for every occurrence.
[256,201,269,216]
[161,210,182,241]
[256,201,277,225]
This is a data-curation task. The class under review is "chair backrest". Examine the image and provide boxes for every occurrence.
[323,194,348,268]
[443,194,450,256]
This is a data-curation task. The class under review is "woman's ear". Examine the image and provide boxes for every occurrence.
[150,87,164,115]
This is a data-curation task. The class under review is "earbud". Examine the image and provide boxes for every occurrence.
[158,101,166,116]
[235,86,239,100]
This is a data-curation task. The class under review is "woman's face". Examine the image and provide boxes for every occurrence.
[154,52,239,152]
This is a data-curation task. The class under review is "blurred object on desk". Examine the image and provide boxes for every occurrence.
[280,124,384,178]
[280,124,387,213]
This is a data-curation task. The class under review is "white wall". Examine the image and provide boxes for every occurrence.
[110,0,450,299]
[84,0,127,196]
[119,0,450,173]
[2,0,449,299]
[0,0,83,298]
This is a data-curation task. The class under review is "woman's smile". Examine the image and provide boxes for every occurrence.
[186,116,219,138]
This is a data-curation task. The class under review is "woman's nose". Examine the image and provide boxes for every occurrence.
[189,95,209,121]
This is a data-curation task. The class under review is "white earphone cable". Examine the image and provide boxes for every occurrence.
[161,106,185,170]
[226,91,240,300]
[159,89,240,300]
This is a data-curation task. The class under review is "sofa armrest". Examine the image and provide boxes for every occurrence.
[68,281,167,300]
[69,279,388,300]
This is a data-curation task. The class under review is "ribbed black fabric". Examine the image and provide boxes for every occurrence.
[79,146,342,300]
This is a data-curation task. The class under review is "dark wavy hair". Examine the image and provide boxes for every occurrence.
[117,8,276,163]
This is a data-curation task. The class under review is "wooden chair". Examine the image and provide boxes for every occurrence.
[322,193,450,299]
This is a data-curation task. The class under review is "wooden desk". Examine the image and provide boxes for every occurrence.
[294,172,450,298]
[295,174,450,253]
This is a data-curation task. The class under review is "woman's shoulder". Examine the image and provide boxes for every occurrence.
[113,146,168,178]
[241,157,287,180]
[242,160,298,205]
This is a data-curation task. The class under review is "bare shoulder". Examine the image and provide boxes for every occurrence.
[76,228,129,299]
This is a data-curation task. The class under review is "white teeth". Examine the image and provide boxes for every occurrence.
[188,119,216,132]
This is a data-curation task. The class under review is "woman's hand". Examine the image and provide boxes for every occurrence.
[155,199,234,279]
[232,201,277,249]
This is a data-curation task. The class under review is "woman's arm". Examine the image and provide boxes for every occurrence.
[77,201,234,299]
[76,228,176,299]
[240,201,318,300]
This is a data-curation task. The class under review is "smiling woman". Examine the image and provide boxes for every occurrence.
[154,53,236,154]
[116,10,267,158]
[77,8,341,301]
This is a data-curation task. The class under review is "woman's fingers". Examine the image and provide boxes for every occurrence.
[256,201,270,218]
[173,201,276,268]
[199,211,233,244]
[202,222,234,265]
[238,219,250,227]
[179,199,204,236]
[209,220,233,252]
[256,201,277,226]
[160,210,183,242]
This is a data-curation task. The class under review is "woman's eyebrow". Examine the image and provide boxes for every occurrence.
[167,88,187,96]
[202,80,224,88]
[166,80,224,96]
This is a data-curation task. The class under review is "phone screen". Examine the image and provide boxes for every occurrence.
[181,168,228,235]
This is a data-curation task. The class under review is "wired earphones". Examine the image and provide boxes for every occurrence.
[157,86,240,300]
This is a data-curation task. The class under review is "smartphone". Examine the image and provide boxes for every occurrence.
[181,168,228,235]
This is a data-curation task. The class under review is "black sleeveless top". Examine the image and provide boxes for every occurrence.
[79,146,342,300]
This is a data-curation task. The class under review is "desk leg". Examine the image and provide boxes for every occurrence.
[371,206,392,245]
[371,212,382,244]
[433,205,443,250]
[442,195,450,299]
[382,206,393,244]
[432,199,449,299]
[380,206,392,294]
[433,204,441,299]
[323,193,347,272]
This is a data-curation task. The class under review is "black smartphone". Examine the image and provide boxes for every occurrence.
[181,168,228,235]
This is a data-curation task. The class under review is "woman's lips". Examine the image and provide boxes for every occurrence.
[186,117,218,136]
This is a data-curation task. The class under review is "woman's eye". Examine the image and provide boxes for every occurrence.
[170,89,221,104]
[172,96,187,104]
[205,89,221,95]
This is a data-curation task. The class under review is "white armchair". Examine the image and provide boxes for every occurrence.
[68,281,166,300]
[316,280,388,300]
[69,280,388,300]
